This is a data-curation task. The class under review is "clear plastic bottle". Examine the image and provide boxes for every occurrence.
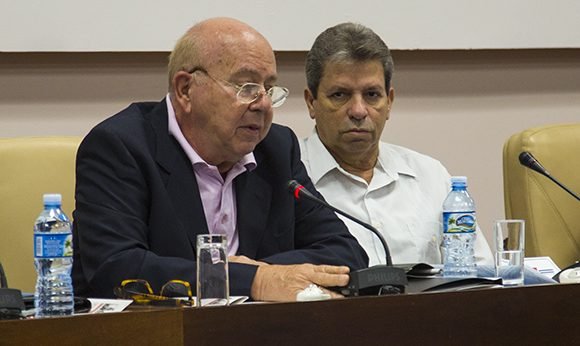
[442,176,477,277]
[34,193,74,317]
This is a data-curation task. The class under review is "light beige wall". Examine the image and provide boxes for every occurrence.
[1,50,579,242]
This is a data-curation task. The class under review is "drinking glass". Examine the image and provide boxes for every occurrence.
[494,219,525,286]
[196,234,229,307]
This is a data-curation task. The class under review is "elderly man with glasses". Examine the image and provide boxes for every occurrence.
[72,17,368,302]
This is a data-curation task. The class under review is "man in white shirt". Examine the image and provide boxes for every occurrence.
[300,22,493,267]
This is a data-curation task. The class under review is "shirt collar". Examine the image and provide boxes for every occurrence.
[165,94,257,171]
[304,129,417,184]
[376,142,417,179]
[302,129,342,184]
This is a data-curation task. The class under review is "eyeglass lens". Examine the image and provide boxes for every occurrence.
[123,280,153,294]
[237,84,288,108]
[161,281,192,298]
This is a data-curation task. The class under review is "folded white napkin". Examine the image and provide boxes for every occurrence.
[296,284,331,302]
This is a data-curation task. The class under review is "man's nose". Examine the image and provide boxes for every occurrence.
[347,95,368,120]
[248,90,272,111]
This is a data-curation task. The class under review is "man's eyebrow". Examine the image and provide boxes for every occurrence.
[327,83,385,90]
[366,83,386,89]
[325,84,349,91]
[230,68,277,83]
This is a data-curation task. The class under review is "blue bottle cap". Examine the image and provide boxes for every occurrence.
[43,193,62,205]
[450,176,467,184]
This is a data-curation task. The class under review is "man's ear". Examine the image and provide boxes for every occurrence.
[385,87,395,120]
[304,88,316,120]
[388,87,395,108]
[172,71,193,113]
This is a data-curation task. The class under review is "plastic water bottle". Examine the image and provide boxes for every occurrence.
[34,193,74,317]
[442,176,477,277]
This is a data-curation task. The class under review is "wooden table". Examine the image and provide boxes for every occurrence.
[2,283,579,345]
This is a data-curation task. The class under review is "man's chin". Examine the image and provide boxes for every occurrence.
[342,140,376,153]
[235,142,259,156]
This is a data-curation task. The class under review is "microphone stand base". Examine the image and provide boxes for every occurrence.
[338,265,408,296]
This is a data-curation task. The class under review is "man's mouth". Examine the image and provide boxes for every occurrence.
[344,128,370,133]
[243,124,261,131]
[238,124,262,137]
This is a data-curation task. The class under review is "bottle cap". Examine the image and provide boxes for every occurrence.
[43,193,62,205]
[450,176,467,184]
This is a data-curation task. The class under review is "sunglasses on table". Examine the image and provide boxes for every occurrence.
[114,279,193,307]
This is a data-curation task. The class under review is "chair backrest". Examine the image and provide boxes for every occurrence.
[503,123,580,268]
[0,136,81,292]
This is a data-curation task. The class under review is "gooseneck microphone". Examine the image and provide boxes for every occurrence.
[519,152,580,201]
[288,180,408,296]
[289,180,393,265]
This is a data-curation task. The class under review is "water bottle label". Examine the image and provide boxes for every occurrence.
[443,211,476,234]
[34,233,73,258]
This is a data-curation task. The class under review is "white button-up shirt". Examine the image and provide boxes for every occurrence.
[300,131,493,267]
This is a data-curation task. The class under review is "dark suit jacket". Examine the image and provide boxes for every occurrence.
[72,99,368,298]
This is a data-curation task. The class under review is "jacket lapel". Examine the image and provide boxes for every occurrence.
[150,99,209,250]
[235,169,271,258]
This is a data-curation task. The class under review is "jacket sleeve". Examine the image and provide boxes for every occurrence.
[73,123,258,297]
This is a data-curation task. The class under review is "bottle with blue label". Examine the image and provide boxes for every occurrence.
[34,193,74,317]
[442,176,477,277]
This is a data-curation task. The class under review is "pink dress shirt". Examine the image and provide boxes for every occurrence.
[166,95,256,255]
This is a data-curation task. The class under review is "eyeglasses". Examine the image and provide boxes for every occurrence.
[114,279,193,307]
[189,68,289,108]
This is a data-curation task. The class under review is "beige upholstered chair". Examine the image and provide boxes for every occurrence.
[503,123,580,268]
[0,136,81,292]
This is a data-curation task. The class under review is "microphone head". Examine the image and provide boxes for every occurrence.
[518,151,535,166]
[518,151,549,176]
[287,180,301,192]
[287,179,319,201]
[287,179,305,200]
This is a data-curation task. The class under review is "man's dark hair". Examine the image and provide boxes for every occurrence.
[305,22,394,98]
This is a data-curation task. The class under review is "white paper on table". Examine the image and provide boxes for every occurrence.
[87,296,249,313]
[88,298,133,313]
[524,256,561,279]
[193,296,249,307]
